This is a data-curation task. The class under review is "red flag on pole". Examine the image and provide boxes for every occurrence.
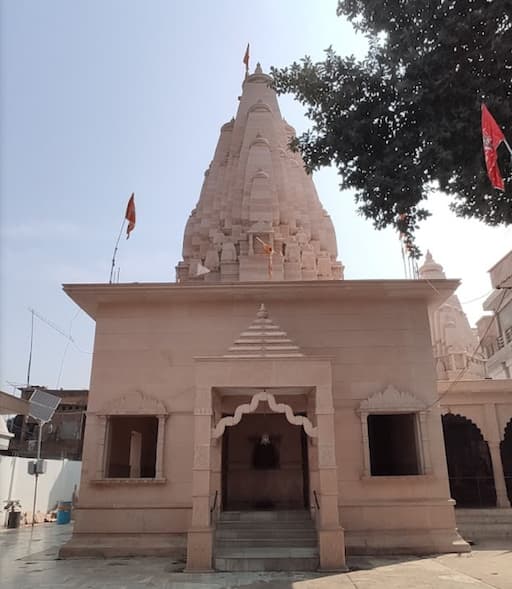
[125,193,136,239]
[482,104,506,191]
[243,44,250,73]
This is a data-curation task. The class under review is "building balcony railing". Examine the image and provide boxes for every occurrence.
[496,327,512,350]
[484,327,512,360]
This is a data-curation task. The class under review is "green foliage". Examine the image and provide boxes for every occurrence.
[271,0,512,253]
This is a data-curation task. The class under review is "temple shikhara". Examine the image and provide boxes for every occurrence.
[61,64,512,571]
[176,63,343,284]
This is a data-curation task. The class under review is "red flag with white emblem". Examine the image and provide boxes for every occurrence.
[482,104,506,191]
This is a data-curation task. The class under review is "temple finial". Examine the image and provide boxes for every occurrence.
[255,62,263,74]
[257,303,268,319]
[419,249,446,279]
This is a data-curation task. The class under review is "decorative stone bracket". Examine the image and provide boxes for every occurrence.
[211,390,318,440]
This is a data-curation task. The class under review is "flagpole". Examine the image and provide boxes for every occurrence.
[109,219,126,284]
[504,139,512,156]
[399,237,408,279]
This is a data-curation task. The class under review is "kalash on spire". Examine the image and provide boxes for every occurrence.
[176,62,344,283]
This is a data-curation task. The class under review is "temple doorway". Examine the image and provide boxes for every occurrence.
[442,413,497,507]
[501,419,512,504]
[221,412,309,511]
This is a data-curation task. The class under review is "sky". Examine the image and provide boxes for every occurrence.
[1,0,510,395]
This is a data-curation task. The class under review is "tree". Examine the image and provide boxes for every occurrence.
[271,0,512,254]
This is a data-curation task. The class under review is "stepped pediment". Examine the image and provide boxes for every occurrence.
[224,304,303,359]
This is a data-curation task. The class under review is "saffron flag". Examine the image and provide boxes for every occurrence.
[255,236,273,278]
[482,104,506,191]
[243,44,250,71]
[125,193,136,239]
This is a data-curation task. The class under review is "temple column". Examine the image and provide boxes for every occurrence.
[307,393,320,520]
[186,386,214,571]
[95,415,108,479]
[489,442,511,508]
[155,415,166,479]
[315,384,347,571]
[484,403,511,508]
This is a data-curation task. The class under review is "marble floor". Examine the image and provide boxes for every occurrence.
[1,523,511,589]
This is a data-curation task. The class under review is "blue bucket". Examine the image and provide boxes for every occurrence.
[56,501,72,524]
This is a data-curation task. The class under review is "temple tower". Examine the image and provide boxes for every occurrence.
[419,251,485,379]
[176,64,344,282]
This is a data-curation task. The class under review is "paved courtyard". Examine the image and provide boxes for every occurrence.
[1,523,511,589]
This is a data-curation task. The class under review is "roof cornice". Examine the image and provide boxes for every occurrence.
[63,279,459,320]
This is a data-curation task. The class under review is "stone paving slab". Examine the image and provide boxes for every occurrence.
[1,524,511,589]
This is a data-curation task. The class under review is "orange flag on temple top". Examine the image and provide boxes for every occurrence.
[243,44,250,72]
[125,193,136,239]
[255,236,273,278]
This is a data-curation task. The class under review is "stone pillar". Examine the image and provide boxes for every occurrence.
[307,394,320,520]
[489,442,511,508]
[484,403,511,508]
[95,415,108,479]
[315,385,347,571]
[186,387,214,572]
[155,415,166,479]
[210,441,222,519]
[418,410,433,475]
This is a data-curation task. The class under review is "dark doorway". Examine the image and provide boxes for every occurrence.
[221,413,309,510]
[442,413,497,507]
[500,419,512,504]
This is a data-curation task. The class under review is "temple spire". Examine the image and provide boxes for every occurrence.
[177,64,344,283]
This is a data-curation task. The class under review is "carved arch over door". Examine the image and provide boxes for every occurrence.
[211,390,318,440]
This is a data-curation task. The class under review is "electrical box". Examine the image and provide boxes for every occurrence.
[28,459,46,475]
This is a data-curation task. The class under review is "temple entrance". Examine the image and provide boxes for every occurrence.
[442,413,497,507]
[501,419,512,504]
[221,412,309,510]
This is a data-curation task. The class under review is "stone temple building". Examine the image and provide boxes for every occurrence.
[61,64,479,570]
[418,252,512,518]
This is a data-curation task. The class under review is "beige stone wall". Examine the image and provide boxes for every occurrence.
[68,281,463,556]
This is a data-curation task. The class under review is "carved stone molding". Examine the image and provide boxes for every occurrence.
[358,385,432,477]
[359,385,426,413]
[96,390,167,416]
[211,390,318,439]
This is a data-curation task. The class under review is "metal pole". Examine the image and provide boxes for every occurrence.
[26,309,34,387]
[31,420,43,528]
[109,219,126,284]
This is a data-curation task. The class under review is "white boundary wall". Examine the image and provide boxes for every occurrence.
[0,455,81,520]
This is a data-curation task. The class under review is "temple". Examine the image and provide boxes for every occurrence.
[59,64,512,570]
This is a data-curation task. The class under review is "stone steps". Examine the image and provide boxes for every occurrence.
[214,510,319,571]
[219,510,312,521]
[456,508,512,543]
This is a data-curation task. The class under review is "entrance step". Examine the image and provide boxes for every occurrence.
[219,510,312,522]
[214,510,318,571]
[456,508,512,544]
